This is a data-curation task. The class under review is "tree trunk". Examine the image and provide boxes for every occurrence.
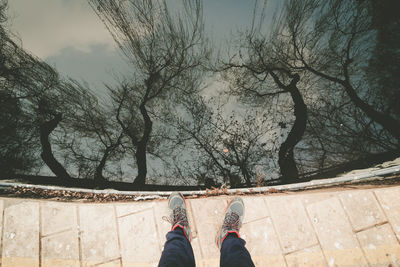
[134,142,147,186]
[240,165,252,187]
[39,114,72,181]
[94,148,110,187]
[132,103,153,187]
[278,75,308,183]
[228,173,240,188]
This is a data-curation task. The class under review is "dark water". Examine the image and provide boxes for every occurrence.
[1,0,399,189]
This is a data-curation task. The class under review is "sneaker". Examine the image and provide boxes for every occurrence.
[216,197,244,249]
[164,192,192,241]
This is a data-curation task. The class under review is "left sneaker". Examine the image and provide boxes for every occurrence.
[164,192,192,241]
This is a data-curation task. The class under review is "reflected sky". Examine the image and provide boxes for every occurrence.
[7,0,275,96]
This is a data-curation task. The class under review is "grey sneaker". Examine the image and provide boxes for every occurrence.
[216,197,244,249]
[164,192,192,241]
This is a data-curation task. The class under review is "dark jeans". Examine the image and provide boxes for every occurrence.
[158,227,255,267]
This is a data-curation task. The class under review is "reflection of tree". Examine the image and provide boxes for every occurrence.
[1,0,125,185]
[1,0,66,177]
[165,94,273,187]
[278,0,400,144]
[55,80,125,187]
[222,34,308,183]
[89,0,209,186]
[367,0,400,120]
[0,90,39,176]
[1,0,398,187]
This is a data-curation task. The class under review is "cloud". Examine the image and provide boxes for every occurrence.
[45,44,129,97]
[7,0,115,59]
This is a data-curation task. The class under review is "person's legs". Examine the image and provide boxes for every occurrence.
[158,227,195,267]
[158,192,195,267]
[217,197,255,267]
[220,233,255,267]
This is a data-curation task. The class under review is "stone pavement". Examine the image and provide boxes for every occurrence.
[1,185,400,266]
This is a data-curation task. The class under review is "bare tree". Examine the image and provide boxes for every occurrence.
[0,89,40,176]
[55,80,126,186]
[88,0,209,186]
[0,0,73,179]
[221,29,308,183]
[300,90,396,172]
[277,0,400,144]
[33,80,80,182]
[221,0,399,183]
[162,92,274,187]
[0,1,36,176]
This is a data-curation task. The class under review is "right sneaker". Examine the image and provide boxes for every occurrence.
[164,192,192,241]
[216,197,245,249]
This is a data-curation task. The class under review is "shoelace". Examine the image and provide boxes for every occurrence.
[223,211,240,231]
[162,207,188,227]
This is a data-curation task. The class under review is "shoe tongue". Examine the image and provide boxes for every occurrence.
[230,202,243,215]
[172,197,184,207]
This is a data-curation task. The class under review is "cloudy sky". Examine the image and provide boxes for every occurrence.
[7,0,272,96]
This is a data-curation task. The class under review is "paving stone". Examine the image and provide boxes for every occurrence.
[181,197,196,233]
[189,197,228,260]
[191,237,204,267]
[95,258,121,267]
[267,196,318,253]
[242,196,269,223]
[41,202,77,236]
[252,257,287,266]
[153,201,171,249]
[339,191,386,231]
[79,205,120,265]
[357,224,400,266]
[118,208,160,265]
[241,217,285,266]
[375,187,400,240]
[285,245,327,267]
[185,199,203,265]
[301,191,338,207]
[41,230,79,267]
[0,199,3,222]
[199,258,220,267]
[306,197,368,266]
[115,201,155,217]
[0,199,3,242]
[2,185,400,266]
[2,202,39,267]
